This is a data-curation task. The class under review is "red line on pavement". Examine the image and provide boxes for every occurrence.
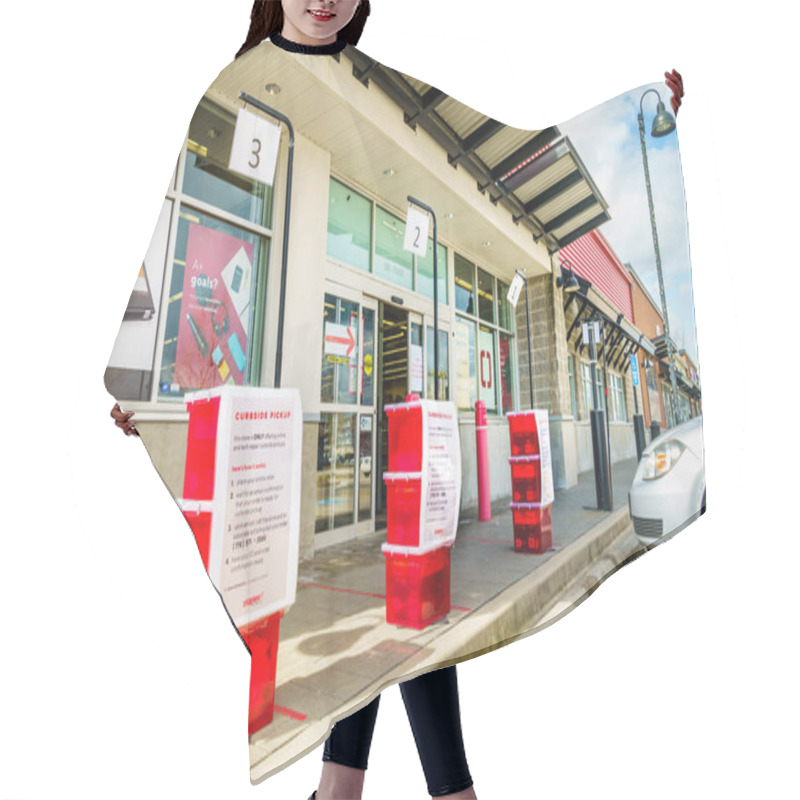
[298,581,385,600]
[451,605,472,612]
[274,705,307,721]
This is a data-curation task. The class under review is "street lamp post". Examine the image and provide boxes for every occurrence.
[637,88,679,428]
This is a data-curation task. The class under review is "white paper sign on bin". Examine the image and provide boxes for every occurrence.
[420,400,461,549]
[184,385,303,628]
[533,409,554,506]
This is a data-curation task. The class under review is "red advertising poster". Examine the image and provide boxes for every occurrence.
[174,223,253,392]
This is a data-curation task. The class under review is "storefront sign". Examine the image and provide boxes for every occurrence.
[403,205,430,257]
[174,223,253,391]
[324,321,357,359]
[507,273,524,308]
[630,354,640,387]
[478,328,496,410]
[185,386,303,628]
[229,106,281,187]
[582,320,601,347]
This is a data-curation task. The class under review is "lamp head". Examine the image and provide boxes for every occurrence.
[651,101,677,137]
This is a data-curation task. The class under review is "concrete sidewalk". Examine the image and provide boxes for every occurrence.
[249,458,641,782]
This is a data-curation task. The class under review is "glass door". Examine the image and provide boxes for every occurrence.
[316,291,377,544]
[375,302,409,526]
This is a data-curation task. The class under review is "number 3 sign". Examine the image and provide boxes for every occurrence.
[229,106,282,187]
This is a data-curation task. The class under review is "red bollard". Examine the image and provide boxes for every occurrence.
[475,401,491,521]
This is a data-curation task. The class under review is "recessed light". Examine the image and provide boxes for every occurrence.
[483,241,492,247]
[383,168,396,177]
[445,212,454,220]
[265,83,281,95]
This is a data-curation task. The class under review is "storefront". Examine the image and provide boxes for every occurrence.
[106,42,611,556]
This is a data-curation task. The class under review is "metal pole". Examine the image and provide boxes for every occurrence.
[638,93,679,428]
[600,316,613,506]
[407,195,439,399]
[518,269,534,409]
[240,92,294,389]
[587,323,612,511]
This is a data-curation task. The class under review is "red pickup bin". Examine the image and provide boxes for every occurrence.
[510,502,552,554]
[179,500,214,571]
[507,410,540,457]
[383,545,451,629]
[183,394,222,500]
[240,611,282,736]
[509,456,542,504]
[385,473,423,547]
[385,402,423,472]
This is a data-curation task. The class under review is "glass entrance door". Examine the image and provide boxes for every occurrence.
[375,302,410,525]
[316,291,376,544]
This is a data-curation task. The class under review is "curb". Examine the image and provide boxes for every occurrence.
[403,505,633,674]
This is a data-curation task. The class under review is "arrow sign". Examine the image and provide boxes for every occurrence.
[324,322,356,358]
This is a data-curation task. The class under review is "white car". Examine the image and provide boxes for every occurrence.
[628,415,706,546]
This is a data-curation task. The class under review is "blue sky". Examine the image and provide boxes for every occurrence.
[560,81,700,368]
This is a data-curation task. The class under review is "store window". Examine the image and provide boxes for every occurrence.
[375,207,413,289]
[498,334,514,415]
[568,356,578,419]
[426,326,450,400]
[454,253,516,414]
[183,98,274,227]
[497,279,514,331]
[158,204,269,399]
[609,373,627,422]
[417,240,448,304]
[111,96,274,404]
[646,363,662,424]
[477,268,495,324]
[326,178,448,303]
[327,178,372,271]
[581,361,605,414]
[454,254,475,315]
[455,318,476,410]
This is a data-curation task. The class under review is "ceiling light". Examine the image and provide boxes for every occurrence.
[264,83,281,95]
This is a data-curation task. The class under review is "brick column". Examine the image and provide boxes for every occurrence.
[515,258,578,488]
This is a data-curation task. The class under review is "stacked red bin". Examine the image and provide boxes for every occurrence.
[382,399,451,630]
[507,411,552,554]
[180,391,282,734]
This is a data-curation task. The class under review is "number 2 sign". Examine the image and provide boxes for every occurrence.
[403,205,430,257]
[229,106,282,187]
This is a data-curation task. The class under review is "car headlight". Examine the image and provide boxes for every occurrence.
[642,439,686,480]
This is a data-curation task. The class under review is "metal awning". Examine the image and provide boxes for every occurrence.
[657,361,702,399]
[561,268,653,373]
[651,333,678,361]
[345,49,610,253]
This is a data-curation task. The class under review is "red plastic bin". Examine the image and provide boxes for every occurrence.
[385,473,423,547]
[384,545,451,629]
[509,456,542,504]
[240,611,282,736]
[180,502,213,571]
[385,402,423,472]
[183,394,222,500]
[507,410,540,457]
[510,502,552,554]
